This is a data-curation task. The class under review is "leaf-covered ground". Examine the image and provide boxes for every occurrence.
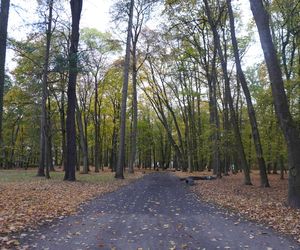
[174,170,300,242]
[15,173,298,249]
[0,168,143,248]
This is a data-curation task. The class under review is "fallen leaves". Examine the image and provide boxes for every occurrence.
[0,168,142,248]
[174,171,300,241]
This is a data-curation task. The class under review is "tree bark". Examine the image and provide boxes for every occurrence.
[129,41,138,174]
[250,0,300,206]
[47,96,54,172]
[64,0,83,181]
[94,79,100,172]
[37,0,53,178]
[60,88,67,169]
[115,0,135,179]
[227,0,269,187]
[76,102,88,174]
[0,0,10,167]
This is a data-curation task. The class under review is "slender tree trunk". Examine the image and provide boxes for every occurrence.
[227,0,269,187]
[60,89,67,169]
[129,42,138,174]
[76,102,88,174]
[101,114,106,171]
[111,124,118,172]
[64,0,83,181]
[48,96,55,172]
[37,123,46,176]
[38,0,53,178]
[94,78,100,172]
[0,0,10,167]
[9,122,19,168]
[206,48,221,178]
[115,0,134,179]
[204,0,251,185]
[250,0,300,206]
[83,114,89,171]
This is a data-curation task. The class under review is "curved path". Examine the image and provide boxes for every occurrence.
[18,173,299,249]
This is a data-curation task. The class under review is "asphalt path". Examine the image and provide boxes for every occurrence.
[17,172,299,249]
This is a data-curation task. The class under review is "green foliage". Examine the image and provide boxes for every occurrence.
[3,0,296,175]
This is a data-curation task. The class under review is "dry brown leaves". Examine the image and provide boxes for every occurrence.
[0,169,142,248]
[175,171,300,242]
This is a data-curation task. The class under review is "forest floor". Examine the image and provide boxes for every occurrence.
[0,167,145,248]
[174,170,300,243]
[13,172,299,249]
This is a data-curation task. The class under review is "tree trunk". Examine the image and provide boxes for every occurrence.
[48,96,55,172]
[115,0,134,179]
[129,41,138,174]
[206,47,221,178]
[64,0,82,181]
[9,122,19,168]
[110,125,118,172]
[204,0,251,185]
[83,113,89,171]
[76,102,88,174]
[250,0,300,206]
[94,81,100,173]
[38,0,53,178]
[60,88,66,169]
[0,0,10,167]
[227,0,269,187]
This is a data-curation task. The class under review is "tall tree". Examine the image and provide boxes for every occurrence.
[203,0,252,185]
[226,0,269,187]
[37,0,54,178]
[115,0,135,179]
[129,0,158,173]
[64,0,83,181]
[0,0,10,166]
[249,0,300,206]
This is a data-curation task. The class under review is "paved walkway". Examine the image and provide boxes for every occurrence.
[18,173,299,249]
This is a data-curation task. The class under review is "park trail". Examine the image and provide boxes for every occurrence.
[17,172,300,250]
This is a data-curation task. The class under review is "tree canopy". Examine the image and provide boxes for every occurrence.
[1,0,299,207]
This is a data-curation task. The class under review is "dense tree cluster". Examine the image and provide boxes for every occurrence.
[0,0,299,206]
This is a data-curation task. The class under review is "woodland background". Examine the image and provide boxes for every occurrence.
[0,0,300,247]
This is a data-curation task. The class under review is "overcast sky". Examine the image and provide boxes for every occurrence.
[81,0,112,32]
[7,0,114,69]
[9,0,113,36]
[7,0,262,70]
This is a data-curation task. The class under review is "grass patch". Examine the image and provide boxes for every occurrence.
[0,168,125,183]
[0,169,39,183]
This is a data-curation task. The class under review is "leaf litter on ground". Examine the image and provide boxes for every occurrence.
[174,170,300,242]
[0,168,143,248]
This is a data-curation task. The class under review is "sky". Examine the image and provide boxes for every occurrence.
[8,0,113,38]
[80,0,112,32]
[7,0,114,69]
[7,0,263,70]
